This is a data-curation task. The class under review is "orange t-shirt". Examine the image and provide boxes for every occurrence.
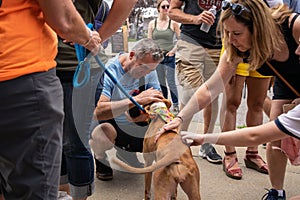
[0,0,57,81]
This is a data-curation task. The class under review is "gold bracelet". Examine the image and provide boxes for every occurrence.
[83,28,93,47]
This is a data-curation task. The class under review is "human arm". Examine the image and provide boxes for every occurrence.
[168,0,215,25]
[37,0,100,51]
[181,121,289,147]
[160,51,241,132]
[94,88,164,120]
[292,13,300,46]
[166,21,180,56]
[98,0,137,42]
[182,104,300,146]
[147,20,155,39]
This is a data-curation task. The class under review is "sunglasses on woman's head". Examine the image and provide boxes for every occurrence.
[222,1,250,15]
[161,5,170,9]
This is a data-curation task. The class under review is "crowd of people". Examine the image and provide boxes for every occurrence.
[0,0,299,200]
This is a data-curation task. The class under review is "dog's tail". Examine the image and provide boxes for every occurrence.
[111,153,180,174]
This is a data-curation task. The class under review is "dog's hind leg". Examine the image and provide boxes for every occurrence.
[153,168,178,200]
[144,151,155,200]
[144,172,152,200]
[179,172,201,200]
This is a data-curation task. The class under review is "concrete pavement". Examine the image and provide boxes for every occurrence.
[87,41,300,199]
[88,119,300,200]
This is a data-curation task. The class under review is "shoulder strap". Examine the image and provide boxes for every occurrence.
[168,19,171,29]
[87,0,102,16]
[94,0,110,30]
[290,14,299,30]
[266,61,300,97]
[154,19,157,28]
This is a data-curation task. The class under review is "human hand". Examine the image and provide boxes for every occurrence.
[157,116,182,136]
[82,30,102,54]
[292,98,300,105]
[194,10,215,25]
[166,51,175,57]
[63,29,101,53]
[134,88,164,106]
[180,131,204,146]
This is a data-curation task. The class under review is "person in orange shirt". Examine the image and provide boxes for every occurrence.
[0,0,100,199]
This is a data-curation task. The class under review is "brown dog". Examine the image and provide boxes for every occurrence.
[111,101,201,200]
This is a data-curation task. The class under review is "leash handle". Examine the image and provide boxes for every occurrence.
[94,55,146,113]
[73,61,90,88]
[73,23,94,88]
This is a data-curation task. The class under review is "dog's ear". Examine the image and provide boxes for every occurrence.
[162,99,172,109]
[144,104,151,113]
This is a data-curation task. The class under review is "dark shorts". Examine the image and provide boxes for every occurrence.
[0,68,64,199]
[101,119,147,152]
[273,77,299,100]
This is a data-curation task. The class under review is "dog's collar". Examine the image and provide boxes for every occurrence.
[148,105,175,123]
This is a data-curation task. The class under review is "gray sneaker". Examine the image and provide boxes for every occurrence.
[199,143,222,164]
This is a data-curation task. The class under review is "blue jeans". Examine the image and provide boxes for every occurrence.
[58,67,103,198]
[156,54,179,105]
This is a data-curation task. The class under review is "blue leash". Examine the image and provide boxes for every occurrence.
[73,23,93,88]
[72,25,145,112]
[93,55,146,113]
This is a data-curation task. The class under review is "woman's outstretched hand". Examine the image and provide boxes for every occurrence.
[180,131,204,146]
[157,116,183,135]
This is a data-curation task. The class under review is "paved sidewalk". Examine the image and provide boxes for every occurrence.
[89,41,300,199]
[88,120,300,200]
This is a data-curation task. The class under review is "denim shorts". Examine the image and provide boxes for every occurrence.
[0,68,64,199]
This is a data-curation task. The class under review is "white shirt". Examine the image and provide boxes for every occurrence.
[276,104,300,139]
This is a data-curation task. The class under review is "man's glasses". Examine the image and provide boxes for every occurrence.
[161,5,170,9]
[222,1,250,15]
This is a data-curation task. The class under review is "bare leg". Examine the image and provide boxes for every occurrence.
[221,75,245,152]
[59,184,70,194]
[263,95,272,118]
[221,75,245,178]
[244,77,270,172]
[267,100,291,189]
[89,123,117,159]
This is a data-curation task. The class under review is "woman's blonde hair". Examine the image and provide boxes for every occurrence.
[219,0,292,70]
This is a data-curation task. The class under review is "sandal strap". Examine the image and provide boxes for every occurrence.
[224,151,236,156]
[228,168,242,174]
[227,157,239,169]
[245,154,266,164]
[245,150,258,154]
